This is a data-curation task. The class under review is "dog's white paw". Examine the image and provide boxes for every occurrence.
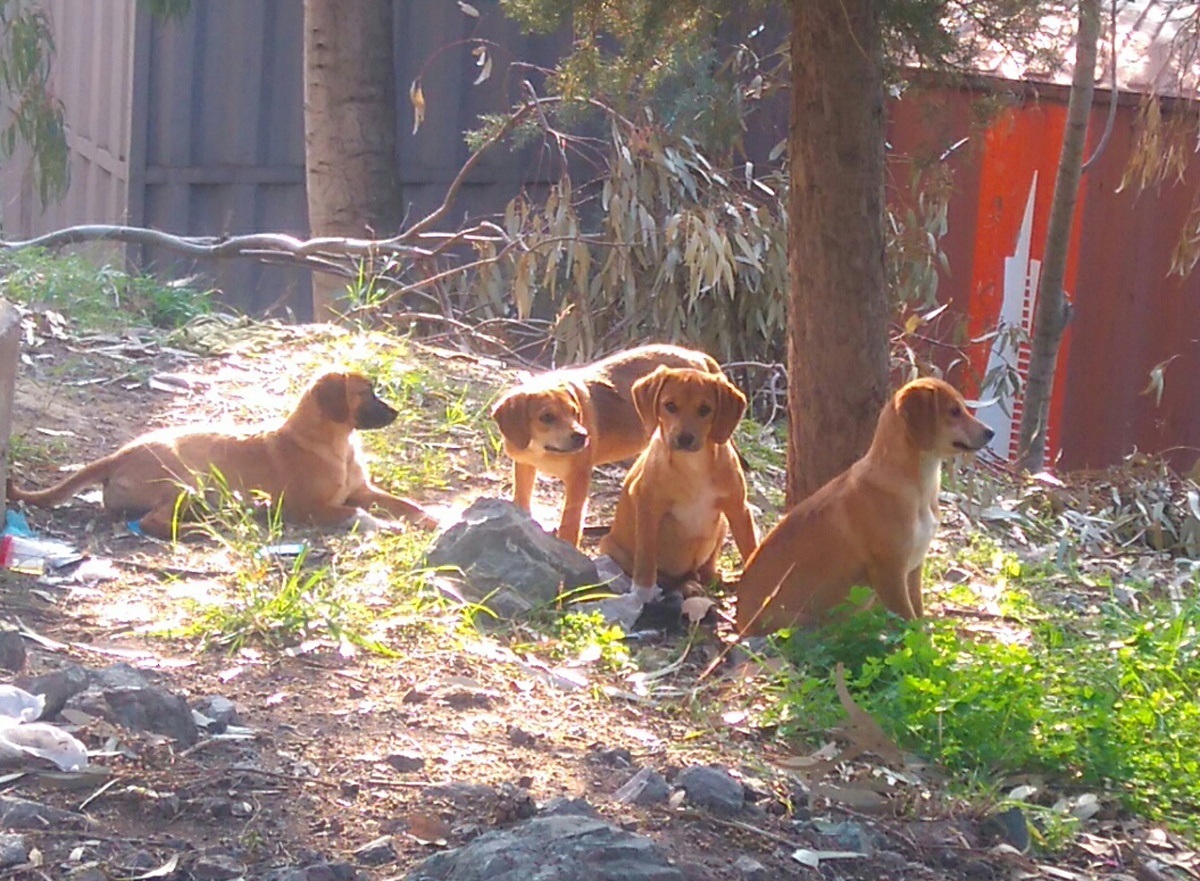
[631,582,662,604]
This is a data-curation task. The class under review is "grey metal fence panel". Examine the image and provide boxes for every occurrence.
[0,0,136,259]
[135,0,310,317]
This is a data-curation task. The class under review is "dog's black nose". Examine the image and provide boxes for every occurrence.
[675,432,696,450]
[569,431,588,450]
[982,426,995,443]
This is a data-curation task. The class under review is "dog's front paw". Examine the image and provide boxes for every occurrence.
[348,509,386,534]
[410,507,440,531]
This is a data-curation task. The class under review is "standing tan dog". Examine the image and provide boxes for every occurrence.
[736,378,993,633]
[490,344,721,546]
[9,371,437,539]
[600,366,758,604]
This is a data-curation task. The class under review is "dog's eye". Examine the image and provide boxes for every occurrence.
[664,401,679,414]
[949,405,962,418]
[698,404,712,417]
[539,413,557,424]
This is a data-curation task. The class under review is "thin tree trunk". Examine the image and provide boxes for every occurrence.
[303,0,399,320]
[787,0,890,504]
[1016,0,1100,472]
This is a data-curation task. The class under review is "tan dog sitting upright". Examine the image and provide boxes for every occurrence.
[490,344,721,546]
[9,371,437,539]
[736,378,993,633]
[599,366,758,605]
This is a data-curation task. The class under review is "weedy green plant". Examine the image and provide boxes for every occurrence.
[772,575,1200,837]
[0,247,212,329]
[164,470,377,652]
[545,610,631,670]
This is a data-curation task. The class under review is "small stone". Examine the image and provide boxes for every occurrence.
[0,833,27,868]
[104,686,199,747]
[18,665,91,718]
[979,805,1030,853]
[386,752,425,773]
[675,766,744,815]
[192,853,247,881]
[506,725,539,748]
[0,630,25,673]
[353,836,396,866]
[425,782,496,807]
[588,747,634,768]
[268,863,358,881]
[613,768,671,806]
[195,696,240,726]
[731,855,768,881]
[0,796,87,830]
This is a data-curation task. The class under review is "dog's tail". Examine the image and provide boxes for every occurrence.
[8,456,117,507]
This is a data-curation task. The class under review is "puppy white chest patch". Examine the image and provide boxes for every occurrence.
[669,488,721,539]
[908,506,937,570]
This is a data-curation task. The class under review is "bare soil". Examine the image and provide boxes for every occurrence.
[0,319,1182,881]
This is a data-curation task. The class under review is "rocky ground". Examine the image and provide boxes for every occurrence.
[0,315,1193,881]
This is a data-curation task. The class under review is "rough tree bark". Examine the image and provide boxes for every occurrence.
[787,0,890,504]
[1016,0,1100,472]
[303,0,399,320]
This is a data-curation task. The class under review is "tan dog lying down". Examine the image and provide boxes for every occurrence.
[600,366,758,603]
[490,344,721,546]
[736,378,993,633]
[9,371,436,539]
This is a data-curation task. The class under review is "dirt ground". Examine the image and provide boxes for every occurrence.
[0,318,1188,881]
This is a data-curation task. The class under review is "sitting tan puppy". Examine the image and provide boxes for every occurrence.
[490,344,721,546]
[9,371,437,538]
[599,366,758,605]
[736,377,993,633]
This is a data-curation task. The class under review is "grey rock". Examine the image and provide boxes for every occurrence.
[425,498,599,617]
[266,863,357,881]
[813,820,877,855]
[675,766,744,815]
[613,768,671,806]
[386,752,425,773]
[195,696,240,727]
[0,796,87,830]
[18,665,91,718]
[66,869,108,881]
[538,796,599,818]
[104,686,199,747]
[354,836,396,866]
[731,855,768,881]
[0,833,27,867]
[92,662,155,690]
[402,814,684,881]
[425,782,498,807]
[0,629,25,673]
[192,853,246,880]
[980,805,1029,852]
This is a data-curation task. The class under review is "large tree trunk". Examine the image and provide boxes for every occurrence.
[1016,0,1100,472]
[786,0,890,504]
[303,0,399,320]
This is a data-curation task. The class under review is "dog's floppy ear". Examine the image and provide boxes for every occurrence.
[312,372,351,423]
[898,382,938,450]
[632,366,671,435]
[491,391,532,450]
[710,375,747,444]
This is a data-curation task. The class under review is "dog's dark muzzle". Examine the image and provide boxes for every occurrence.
[356,398,399,430]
